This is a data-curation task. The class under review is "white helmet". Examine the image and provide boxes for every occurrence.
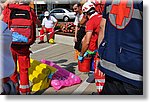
[82,1,95,13]
[44,11,50,16]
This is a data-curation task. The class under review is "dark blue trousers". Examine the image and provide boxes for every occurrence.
[100,75,143,95]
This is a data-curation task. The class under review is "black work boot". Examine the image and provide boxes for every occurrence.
[38,41,44,44]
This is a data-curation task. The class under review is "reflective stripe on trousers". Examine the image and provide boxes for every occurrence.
[19,85,30,95]
[95,79,105,83]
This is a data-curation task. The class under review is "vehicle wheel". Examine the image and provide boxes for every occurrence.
[63,16,69,22]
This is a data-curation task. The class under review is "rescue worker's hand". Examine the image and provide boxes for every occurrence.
[44,28,46,33]
[78,55,84,62]
[74,37,77,42]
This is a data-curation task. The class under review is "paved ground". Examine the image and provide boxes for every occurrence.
[29,34,97,95]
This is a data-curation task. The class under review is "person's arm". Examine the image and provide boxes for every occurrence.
[51,16,58,30]
[42,25,46,33]
[80,31,92,57]
[3,0,13,7]
[98,1,107,47]
[0,14,3,20]
[41,18,46,32]
[74,26,78,42]
[0,0,9,20]
[0,5,3,20]
[53,20,58,29]
[79,15,87,25]
[73,16,79,42]
[98,18,106,47]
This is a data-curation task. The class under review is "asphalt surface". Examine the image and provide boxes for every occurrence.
[29,34,97,95]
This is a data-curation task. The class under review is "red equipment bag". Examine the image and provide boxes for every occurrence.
[7,4,36,45]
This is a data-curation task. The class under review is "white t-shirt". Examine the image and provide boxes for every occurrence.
[0,20,15,79]
[74,13,84,26]
[41,16,57,28]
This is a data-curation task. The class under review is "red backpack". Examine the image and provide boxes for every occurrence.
[7,4,36,45]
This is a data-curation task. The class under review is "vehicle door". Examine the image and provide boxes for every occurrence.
[56,9,65,20]
[50,9,58,18]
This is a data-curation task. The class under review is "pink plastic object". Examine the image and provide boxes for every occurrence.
[41,59,81,90]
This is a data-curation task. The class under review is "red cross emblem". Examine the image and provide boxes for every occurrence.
[109,0,133,29]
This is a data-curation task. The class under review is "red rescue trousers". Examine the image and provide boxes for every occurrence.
[94,53,105,94]
[10,46,31,94]
[39,28,54,41]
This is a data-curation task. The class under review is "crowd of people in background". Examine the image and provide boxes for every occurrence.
[0,0,143,95]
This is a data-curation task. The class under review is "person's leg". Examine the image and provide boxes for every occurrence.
[10,48,19,92]
[86,56,95,83]
[18,54,30,95]
[48,28,55,39]
[100,75,143,95]
[38,28,45,43]
[123,82,143,95]
[1,78,17,95]
[86,71,95,83]
[100,75,128,95]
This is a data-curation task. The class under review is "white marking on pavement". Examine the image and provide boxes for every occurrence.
[72,78,90,95]
[32,44,58,54]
